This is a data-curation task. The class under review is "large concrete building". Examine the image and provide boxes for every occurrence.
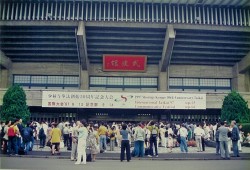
[0,0,250,123]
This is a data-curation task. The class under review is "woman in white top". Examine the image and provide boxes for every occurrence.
[75,120,88,165]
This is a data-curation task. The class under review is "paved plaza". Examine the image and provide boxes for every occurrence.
[1,157,249,170]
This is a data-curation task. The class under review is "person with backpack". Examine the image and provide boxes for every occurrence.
[7,121,19,155]
[39,125,46,148]
[21,122,33,155]
[231,120,240,157]
[147,120,159,157]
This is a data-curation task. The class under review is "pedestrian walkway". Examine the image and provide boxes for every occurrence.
[2,146,250,160]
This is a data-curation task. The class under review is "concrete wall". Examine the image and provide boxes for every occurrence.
[169,65,233,78]
[12,62,79,75]
[232,63,248,92]
[0,88,250,109]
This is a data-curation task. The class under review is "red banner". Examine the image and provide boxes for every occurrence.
[103,55,147,72]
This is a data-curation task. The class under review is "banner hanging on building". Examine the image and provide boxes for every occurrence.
[103,54,147,72]
[42,91,206,110]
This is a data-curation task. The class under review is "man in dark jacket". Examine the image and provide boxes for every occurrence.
[231,121,240,157]
[21,122,33,155]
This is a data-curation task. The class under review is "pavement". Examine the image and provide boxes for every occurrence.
[1,157,249,170]
[1,144,250,160]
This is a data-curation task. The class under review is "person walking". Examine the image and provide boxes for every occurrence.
[178,124,188,153]
[75,120,88,165]
[231,121,240,157]
[194,123,205,152]
[120,124,131,162]
[134,123,146,157]
[147,121,159,157]
[218,121,230,160]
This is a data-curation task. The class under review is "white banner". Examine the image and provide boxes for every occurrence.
[42,91,206,110]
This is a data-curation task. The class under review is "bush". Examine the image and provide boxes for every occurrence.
[221,91,250,123]
[241,123,250,136]
[0,84,30,123]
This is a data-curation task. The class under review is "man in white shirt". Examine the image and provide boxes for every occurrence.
[178,124,188,153]
[194,123,205,152]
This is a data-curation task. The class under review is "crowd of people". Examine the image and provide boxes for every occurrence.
[1,118,250,164]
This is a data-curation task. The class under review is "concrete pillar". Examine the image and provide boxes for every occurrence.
[80,70,89,90]
[0,69,9,88]
[245,70,250,92]
[232,63,246,92]
[158,71,168,91]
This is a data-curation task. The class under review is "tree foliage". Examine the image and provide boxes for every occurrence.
[221,91,250,123]
[0,84,30,123]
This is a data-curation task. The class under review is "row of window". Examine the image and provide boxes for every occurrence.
[13,75,79,89]
[1,1,249,27]
[13,75,232,92]
[169,78,231,92]
[89,76,158,91]
[168,114,220,122]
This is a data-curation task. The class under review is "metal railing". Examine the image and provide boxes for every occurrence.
[0,1,249,27]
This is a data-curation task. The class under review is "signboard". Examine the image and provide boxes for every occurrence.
[103,54,147,72]
[42,91,206,110]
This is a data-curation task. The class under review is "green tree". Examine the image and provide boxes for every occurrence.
[0,84,30,123]
[221,91,250,123]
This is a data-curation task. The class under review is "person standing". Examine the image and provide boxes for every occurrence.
[167,126,174,153]
[63,124,70,148]
[39,122,46,148]
[88,126,99,162]
[218,121,230,160]
[120,124,131,162]
[16,119,24,149]
[98,122,108,152]
[194,123,205,152]
[238,124,243,152]
[147,121,159,157]
[215,124,221,155]
[21,122,33,155]
[2,121,11,154]
[178,124,188,153]
[134,123,145,157]
[231,121,240,157]
[159,125,166,147]
[109,126,116,151]
[7,121,19,156]
[50,123,61,155]
[71,121,80,161]
[75,120,88,165]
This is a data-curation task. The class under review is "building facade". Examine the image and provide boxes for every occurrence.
[0,0,250,123]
